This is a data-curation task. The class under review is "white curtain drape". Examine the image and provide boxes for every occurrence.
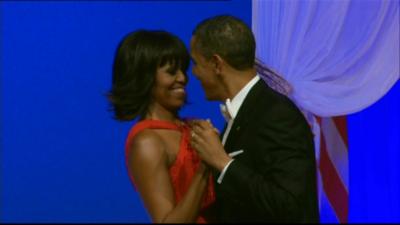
[253,0,399,117]
[252,0,399,222]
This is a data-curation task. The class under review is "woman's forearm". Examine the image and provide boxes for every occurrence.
[159,166,210,223]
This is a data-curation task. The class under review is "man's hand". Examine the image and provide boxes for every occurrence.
[189,119,232,172]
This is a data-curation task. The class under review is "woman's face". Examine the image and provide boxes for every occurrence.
[151,63,188,111]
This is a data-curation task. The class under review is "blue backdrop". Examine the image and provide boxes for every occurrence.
[348,79,400,223]
[1,0,399,223]
[1,0,250,223]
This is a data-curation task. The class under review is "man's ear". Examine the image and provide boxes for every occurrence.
[211,54,224,74]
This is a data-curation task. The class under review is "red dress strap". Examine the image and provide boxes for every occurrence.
[125,119,180,154]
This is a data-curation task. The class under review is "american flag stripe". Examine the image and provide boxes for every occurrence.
[318,116,349,223]
[318,170,341,222]
[321,117,349,190]
[332,117,348,146]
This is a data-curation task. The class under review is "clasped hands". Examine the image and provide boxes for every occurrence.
[189,119,232,172]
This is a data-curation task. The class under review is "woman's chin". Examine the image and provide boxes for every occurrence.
[166,102,185,112]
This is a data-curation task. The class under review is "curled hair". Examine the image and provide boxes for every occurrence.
[107,30,190,121]
[192,15,255,70]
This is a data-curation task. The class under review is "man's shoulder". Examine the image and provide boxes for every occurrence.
[246,81,310,129]
[253,80,298,112]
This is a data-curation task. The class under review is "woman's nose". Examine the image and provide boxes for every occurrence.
[176,70,187,83]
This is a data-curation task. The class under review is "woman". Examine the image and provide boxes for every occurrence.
[108,30,215,223]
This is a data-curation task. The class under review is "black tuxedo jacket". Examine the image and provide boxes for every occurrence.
[208,79,319,223]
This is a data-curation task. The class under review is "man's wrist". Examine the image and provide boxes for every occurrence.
[216,155,233,172]
[216,158,235,184]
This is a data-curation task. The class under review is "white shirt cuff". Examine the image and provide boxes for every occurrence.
[217,159,235,184]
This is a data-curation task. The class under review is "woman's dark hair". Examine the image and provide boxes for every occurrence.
[108,30,190,121]
[192,15,255,70]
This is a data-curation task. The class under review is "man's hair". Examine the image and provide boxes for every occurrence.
[107,30,190,121]
[192,15,256,70]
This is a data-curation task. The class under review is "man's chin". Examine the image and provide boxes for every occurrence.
[205,95,221,101]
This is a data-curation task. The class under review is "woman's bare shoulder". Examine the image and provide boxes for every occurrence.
[128,129,166,163]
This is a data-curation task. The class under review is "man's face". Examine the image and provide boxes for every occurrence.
[190,37,220,100]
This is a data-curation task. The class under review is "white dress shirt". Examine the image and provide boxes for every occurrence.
[217,75,260,184]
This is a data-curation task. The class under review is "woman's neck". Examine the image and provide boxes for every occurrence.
[145,103,180,124]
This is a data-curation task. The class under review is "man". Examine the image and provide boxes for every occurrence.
[190,15,319,223]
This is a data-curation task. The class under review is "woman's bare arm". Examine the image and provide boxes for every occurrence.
[127,130,209,223]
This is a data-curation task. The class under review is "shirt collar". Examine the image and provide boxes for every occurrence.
[224,75,260,120]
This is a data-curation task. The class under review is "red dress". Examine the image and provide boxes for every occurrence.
[125,119,215,223]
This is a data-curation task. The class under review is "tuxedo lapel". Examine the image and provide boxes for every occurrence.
[224,80,266,151]
[220,123,228,140]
